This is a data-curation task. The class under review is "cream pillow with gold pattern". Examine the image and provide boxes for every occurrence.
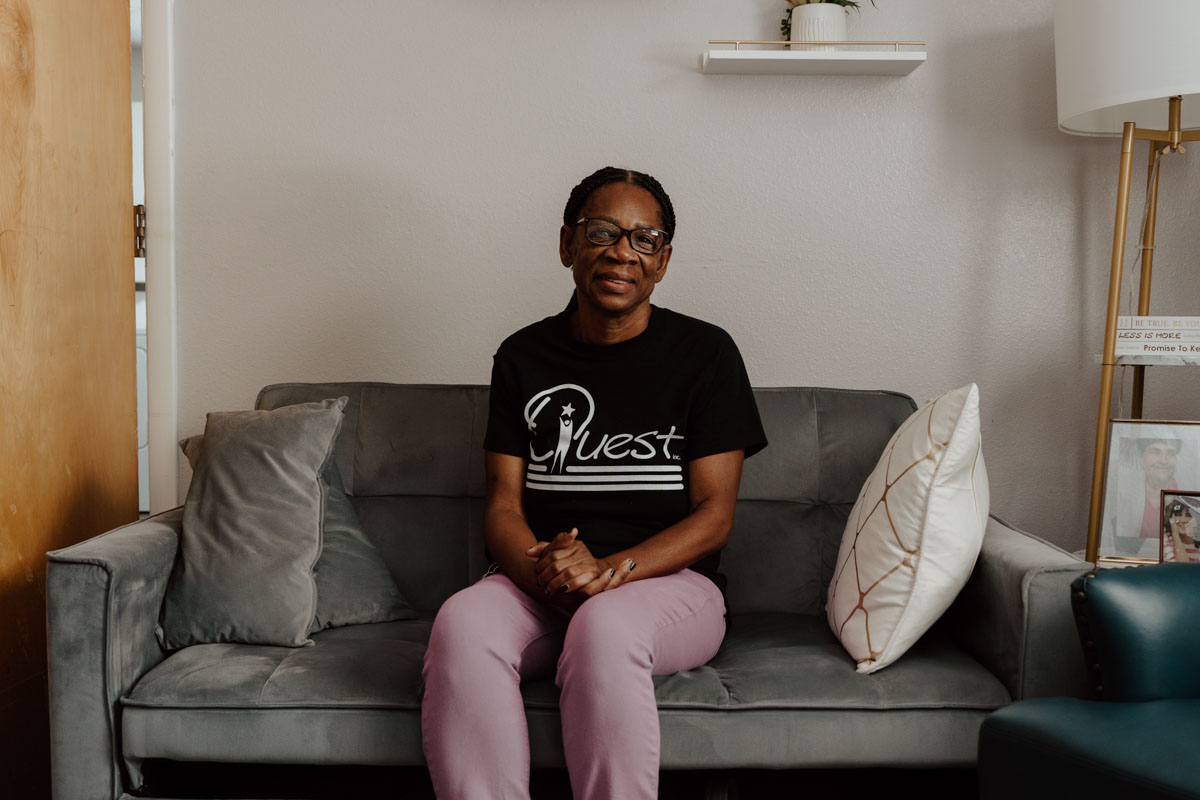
[826,383,989,674]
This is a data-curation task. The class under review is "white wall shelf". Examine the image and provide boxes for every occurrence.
[702,42,926,76]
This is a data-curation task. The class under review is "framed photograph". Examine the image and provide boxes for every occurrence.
[1098,419,1200,563]
[1161,490,1200,563]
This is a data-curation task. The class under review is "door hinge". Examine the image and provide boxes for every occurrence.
[134,204,146,258]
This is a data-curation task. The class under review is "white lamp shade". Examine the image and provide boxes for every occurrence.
[1054,0,1200,136]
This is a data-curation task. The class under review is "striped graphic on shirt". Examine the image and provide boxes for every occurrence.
[525,464,684,492]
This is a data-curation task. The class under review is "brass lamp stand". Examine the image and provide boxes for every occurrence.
[1084,96,1200,563]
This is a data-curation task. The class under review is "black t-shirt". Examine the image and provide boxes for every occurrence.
[483,299,767,590]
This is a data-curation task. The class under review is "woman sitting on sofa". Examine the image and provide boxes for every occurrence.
[421,166,767,800]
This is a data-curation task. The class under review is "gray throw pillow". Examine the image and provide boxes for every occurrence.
[178,428,415,633]
[312,460,416,630]
[161,398,347,648]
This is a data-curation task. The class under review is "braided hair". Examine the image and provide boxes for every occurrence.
[562,167,676,241]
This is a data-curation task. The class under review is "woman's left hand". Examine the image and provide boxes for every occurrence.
[527,529,636,598]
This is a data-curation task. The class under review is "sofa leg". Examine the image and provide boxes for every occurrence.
[703,772,738,800]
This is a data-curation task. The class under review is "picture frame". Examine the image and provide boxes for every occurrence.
[1098,419,1200,564]
[1160,490,1200,563]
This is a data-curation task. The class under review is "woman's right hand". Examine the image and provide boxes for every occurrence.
[484,451,558,603]
[484,452,633,607]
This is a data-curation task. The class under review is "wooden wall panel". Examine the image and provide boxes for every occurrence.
[0,0,136,796]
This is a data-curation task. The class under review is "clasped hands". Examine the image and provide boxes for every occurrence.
[525,528,636,607]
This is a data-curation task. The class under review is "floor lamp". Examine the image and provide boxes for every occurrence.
[1053,0,1200,563]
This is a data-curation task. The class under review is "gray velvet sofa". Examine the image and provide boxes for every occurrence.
[47,383,1090,800]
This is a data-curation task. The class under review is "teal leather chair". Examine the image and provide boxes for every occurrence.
[978,563,1200,799]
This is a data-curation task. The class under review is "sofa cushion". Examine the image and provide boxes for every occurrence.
[739,388,917,504]
[122,614,1008,769]
[723,500,846,616]
[258,383,487,499]
[352,495,489,615]
[827,384,989,674]
[160,398,348,649]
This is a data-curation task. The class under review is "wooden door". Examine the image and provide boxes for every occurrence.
[0,0,136,796]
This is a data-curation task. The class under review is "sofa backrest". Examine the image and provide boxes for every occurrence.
[257,383,915,616]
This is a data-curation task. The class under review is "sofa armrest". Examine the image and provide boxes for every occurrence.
[47,508,181,800]
[945,515,1090,701]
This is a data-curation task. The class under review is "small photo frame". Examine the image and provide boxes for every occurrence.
[1098,419,1200,563]
[1161,490,1200,563]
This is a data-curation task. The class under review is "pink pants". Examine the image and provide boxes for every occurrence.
[421,569,726,800]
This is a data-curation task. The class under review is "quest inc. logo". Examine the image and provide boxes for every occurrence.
[521,384,684,492]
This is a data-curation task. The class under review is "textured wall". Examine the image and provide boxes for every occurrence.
[172,0,1200,552]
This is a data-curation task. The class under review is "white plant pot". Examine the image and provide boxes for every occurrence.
[790,3,848,52]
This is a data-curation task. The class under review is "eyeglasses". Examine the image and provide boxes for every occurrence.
[574,218,670,255]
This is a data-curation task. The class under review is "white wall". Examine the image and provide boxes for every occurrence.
[170,0,1200,552]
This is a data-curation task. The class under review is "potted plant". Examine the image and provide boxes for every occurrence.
[781,0,877,51]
